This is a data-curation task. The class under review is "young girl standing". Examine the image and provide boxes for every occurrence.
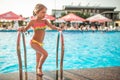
[18,3,61,77]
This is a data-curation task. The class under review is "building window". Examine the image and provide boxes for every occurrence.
[81,9,83,13]
[84,9,87,13]
[97,10,99,13]
[88,9,91,13]
[93,10,95,13]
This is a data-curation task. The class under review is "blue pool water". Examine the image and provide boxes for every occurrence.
[0,30,120,73]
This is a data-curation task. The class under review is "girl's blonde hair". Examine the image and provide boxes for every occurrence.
[33,3,47,16]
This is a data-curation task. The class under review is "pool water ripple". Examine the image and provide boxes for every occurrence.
[0,31,120,73]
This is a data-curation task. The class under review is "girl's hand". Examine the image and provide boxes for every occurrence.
[17,27,26,32]
[57,27,62,31]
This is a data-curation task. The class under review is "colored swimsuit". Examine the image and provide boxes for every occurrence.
[31,39,43,47]
[32,21,47,31]
[31,21,47,46]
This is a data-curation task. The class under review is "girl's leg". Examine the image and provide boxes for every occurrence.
[31,43,48,75]
[36,51,41,72]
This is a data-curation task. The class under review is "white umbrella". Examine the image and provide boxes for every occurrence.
[54,19,65,23]
[86,14,112,22]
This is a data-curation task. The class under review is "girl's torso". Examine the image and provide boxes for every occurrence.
[31,19,47,43]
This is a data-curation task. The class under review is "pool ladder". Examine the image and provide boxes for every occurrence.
[16,32,28,80]
[56,31,65,80]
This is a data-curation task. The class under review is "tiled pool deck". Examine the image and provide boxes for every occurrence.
[0,67,120,80]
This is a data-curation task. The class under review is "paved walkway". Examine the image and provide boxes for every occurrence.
[0,67,120,80]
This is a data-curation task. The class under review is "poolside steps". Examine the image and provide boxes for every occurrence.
[0,67,120,80]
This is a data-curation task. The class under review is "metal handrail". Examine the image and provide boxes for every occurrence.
[56,31,65,80]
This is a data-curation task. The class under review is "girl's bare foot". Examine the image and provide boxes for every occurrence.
[37,68,43,77]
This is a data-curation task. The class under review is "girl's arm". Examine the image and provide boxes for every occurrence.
[45,20,61,31]
[18,20,33,32]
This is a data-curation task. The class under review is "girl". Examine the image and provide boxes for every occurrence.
[18,3,61,77]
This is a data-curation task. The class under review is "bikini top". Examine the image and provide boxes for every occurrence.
[32,21,47,30]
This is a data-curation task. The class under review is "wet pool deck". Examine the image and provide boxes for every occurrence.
[0,67,120,80]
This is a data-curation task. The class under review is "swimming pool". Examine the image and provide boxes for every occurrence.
[0,30,120,73]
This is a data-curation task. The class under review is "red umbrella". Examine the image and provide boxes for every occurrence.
[86,14,112,22]
[58,13,86,22]
[0,11,25,21]
[31,14,56,20]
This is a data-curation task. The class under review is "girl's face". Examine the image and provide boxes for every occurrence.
[37,8,47,19]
